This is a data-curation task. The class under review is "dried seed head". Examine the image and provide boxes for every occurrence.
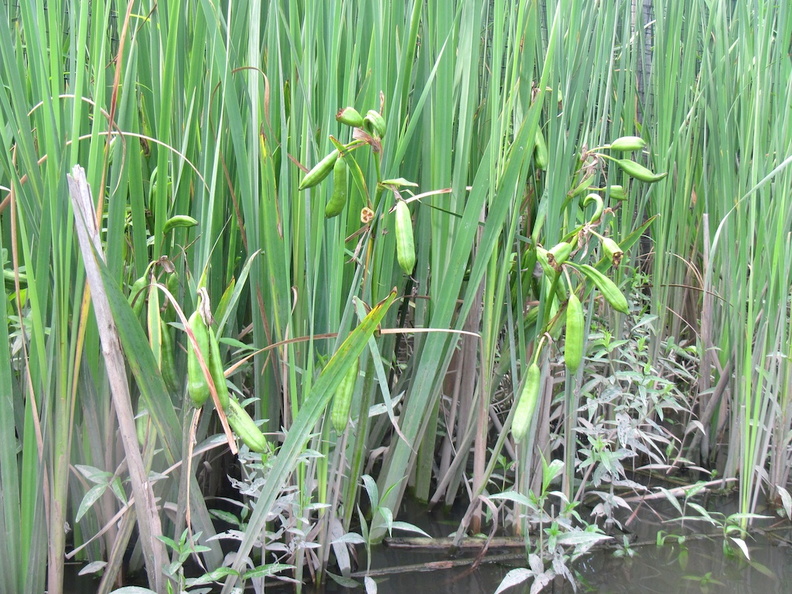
[360,207,374,224]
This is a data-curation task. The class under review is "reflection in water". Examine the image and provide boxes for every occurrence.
[67,494,792,593]
[350,496,792,594]
[360,534,790,594]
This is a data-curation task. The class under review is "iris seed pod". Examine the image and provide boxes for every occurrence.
[606,185,627,201]
[512,363,541,443]
[574,263,629,314]
[128,275,147,318]
[162,215,199,235]
[601,236,623,266]
[299,150,339,190]
[336,106,365,128]
[226,397,269,453]
[325,157,348,218]
[583,193,604,224]
[615,158,668,183]
[207,328,230,411]
[608,135,646,151]
[536,247,556,278]
[565,293,584,373]
[534,129,548,170]
[159,318,178,392]
[166,271,179,297]
[548,240,574,269]
[363,110,387,138]
[187,309,211,407]
[394,201,416,275]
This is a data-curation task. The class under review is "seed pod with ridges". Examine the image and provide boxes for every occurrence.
[166,271,179,298]
[363,110,386,138]
[394,200,416,275]
[548,240,574,269]
[331,359,358,432]
[226,397,269,453]
[573,263,629,314]
[534,128,548,170]
[299,150,339,190]
[128,275,147,317]
[512,363,541,443]
[606,185,627,201]
[207,328,230,411]
[187,309,211,407]
[159,318,179,392]
[615,158,667,183]
[325,157,348,218]
[608,136,646,152]
[601,236,623,266]
[336,106,364,128]
[565,293,584,372]
[536,247,556,278]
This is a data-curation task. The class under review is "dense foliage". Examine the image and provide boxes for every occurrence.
[0,1,790,593]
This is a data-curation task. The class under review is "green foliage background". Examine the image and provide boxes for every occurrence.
[0,1,790,592]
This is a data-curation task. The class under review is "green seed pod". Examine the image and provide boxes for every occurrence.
[583,193,604,224]
[187,309,211,407]
[565,293,584,373]
[325,157,348,218]
[573,263,629,314]
[299,150,339,190]
[534,128,548,170]
[128,275,147,318]
[166,271,179,297]
[601,236,623,266]
[159,318,179,393]
[536,246,556,278]
[336,106,365,128]
[608,135,646,152]
[606,185,627,201]
[207,329,230,411]
[512,363,541,443]
[615,158,668,183]
[394,200,416,275]
[363,110,387,138]
[548,240,574,269]
[331,359,358,432]
[162,215,199,235]
[226,397,269,453]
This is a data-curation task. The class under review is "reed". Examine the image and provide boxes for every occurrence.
[0,1,790,592]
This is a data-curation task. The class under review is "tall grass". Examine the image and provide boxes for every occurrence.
[647,0,792,521]
[0,1,790,592]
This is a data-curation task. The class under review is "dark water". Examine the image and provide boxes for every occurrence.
[65,495,792,593]
[357,495,792,594]
[362,535,792,594]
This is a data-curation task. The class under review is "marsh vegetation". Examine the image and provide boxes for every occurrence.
[0,1,791,593]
